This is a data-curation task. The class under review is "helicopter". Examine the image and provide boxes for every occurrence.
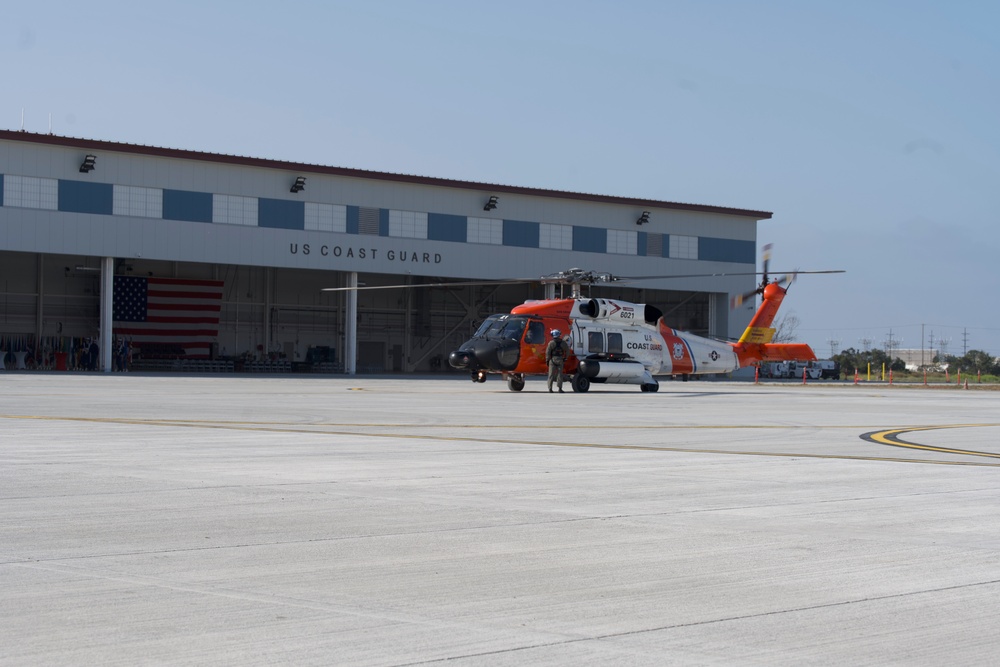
[445,248,843,392]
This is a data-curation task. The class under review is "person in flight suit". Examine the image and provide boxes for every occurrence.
[546,329,569,393]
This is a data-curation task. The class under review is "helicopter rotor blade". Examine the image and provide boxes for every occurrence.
[729,287,760,309]
[761,242,773,284]
[616,269,843,283]
[321,265,843,292]
[321,278,529,292]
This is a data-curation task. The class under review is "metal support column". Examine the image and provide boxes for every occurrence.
[709,292,728,340]
[345,272,357,375]
[35,254,44,351]
[100,256,114,372]
[264,267,272,358]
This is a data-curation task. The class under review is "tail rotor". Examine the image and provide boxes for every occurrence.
[730,244,836,309]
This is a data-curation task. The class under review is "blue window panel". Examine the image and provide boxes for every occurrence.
[661,234,670,258]
[163,189,213,223]
[503,219,539,248]
[573,226,606,253]
[0,174,3,206]
[379,208,389,237]
[258,198,304,230]
[637,232,647,257]
[698,237,756,264]
[346,206,359,234]
[59,180,113,215]
[428,213,467,242]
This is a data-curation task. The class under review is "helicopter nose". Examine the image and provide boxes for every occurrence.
[448,349,474,369]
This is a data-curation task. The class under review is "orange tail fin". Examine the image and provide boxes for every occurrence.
[733,282,815,367]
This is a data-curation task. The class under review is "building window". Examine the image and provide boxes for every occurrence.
[467,217,502,245]
[607,229,637,255]
[357,207,380,235]
[646,233,664,257]
[3,175,58,210]
[113,185,163,218]
[670,234,698,260]
[539,223,573,250]
[389,210,428,239]
[213,194,258,226]
[305,202,347,232]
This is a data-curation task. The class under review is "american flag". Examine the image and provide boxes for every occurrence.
[113,276,224,359]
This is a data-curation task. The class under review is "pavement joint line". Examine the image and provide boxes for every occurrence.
[2,415,877,429]
[4,415,1000,466]
[396,577,1000,665]
[15,561,560,641]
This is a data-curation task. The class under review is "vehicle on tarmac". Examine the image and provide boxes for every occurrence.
[812,359,841,379]
[765,359,840,380]
[766,360,822,380]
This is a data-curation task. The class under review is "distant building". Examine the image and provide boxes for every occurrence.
[893,348,943,371]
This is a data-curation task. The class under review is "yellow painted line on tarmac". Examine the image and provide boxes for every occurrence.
[0,415,866,430]
[862,424,1000,459]
[6,415,1000,467]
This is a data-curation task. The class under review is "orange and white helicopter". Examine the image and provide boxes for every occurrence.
[446,250,842,392]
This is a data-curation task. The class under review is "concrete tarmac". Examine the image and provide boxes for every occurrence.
[2,373,1000,665]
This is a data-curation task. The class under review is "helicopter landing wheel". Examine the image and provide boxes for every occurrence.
[471,371,487,383]
[572,374,590,393]
[640,382,659,393]
[507,374,525,392]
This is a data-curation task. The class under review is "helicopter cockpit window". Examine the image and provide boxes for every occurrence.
[475,315,530,340]
[474,316,503,338]
[500,317,526,341]
[608,332,623,354]
[588,331,604,354]
[525,321,545,345]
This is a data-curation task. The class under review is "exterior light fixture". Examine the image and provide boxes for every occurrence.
[290,176,306,193]
[79,155,97,173]
[484,195,498,211]
[636,211,650,225]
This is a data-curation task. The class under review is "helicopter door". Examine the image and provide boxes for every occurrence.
[607,332,623,355]
[524,320,545,345]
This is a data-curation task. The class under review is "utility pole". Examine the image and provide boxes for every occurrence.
[826,337,840,358]
[884,330,900,360]
[859,336,873,370]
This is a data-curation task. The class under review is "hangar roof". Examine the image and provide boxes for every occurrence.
[1,130,772,220]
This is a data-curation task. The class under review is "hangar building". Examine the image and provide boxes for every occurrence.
[0,130,770,374]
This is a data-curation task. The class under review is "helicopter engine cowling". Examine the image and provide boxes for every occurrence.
[574,299,662,325]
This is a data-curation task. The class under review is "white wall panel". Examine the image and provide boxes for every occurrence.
[113,185,162,218]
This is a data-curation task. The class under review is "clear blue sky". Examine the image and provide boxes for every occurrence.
[7,1,999,357]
